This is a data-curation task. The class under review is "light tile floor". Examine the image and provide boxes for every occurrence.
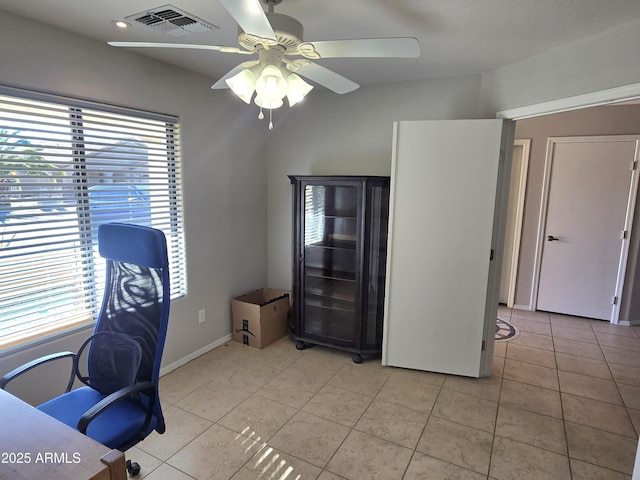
[128,307,640,479]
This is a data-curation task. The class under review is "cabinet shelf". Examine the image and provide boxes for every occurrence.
[305,294,355,312]
[305,267,355,282]
[303,305,353,340]
[305,240,356,250]
[290,175,390,362]
[304,291,355,303]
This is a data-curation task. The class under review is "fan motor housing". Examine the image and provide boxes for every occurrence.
[238,12,303,52]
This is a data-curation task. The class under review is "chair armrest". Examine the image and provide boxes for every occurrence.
[0,352,75,391]
[77,381,155,434]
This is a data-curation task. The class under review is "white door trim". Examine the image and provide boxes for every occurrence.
[530,138,554,314]
[533,135,640,323]
[497,83,640,121]
[505,139,530,308]
[615,140,640,324]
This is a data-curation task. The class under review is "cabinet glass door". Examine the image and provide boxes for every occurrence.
[365,183,389,345]
[302,184,358,343]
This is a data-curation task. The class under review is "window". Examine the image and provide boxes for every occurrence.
[0,86,186,349]
[304,185,326,245]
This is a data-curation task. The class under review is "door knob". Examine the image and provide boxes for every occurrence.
[547,235,559,241]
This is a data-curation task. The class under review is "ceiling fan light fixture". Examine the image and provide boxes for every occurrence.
[255,65,288,102]
[286,73,313,106]
[108,0,421,130]
[225,69,257,104]
[254,95,283,110]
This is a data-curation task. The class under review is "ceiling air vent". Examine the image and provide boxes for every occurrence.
[126,5,218,38]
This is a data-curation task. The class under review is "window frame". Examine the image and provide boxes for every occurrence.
[0,85,186,353]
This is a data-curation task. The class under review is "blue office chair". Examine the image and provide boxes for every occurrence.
[0,223,170,476]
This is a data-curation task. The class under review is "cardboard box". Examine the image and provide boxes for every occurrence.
[232,288,291,349]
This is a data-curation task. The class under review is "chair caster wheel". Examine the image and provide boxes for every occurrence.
[127,460,141,477]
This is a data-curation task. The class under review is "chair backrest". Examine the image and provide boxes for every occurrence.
[88,223,170,433]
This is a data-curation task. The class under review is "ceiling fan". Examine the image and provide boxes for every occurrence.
[109,0,421,128]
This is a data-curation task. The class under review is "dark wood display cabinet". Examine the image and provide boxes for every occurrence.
[288,175,390,363]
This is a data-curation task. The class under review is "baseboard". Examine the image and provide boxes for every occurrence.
[617,320,640,327]
[159,333,232,377]
[512,304,533,311]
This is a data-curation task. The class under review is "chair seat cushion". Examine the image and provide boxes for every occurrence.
[37,386,156,449]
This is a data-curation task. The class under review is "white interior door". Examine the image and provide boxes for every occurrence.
[536,136,640,321]
[382,119,513,378]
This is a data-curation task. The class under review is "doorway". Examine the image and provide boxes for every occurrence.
[497,82,640,324]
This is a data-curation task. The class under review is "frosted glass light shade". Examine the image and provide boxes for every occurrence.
[255,65,288,102]
[225,69,256,104]
[254,95,283,109]
[286,73,313,107]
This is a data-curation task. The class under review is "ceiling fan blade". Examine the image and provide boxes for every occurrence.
[295,63,359,95]
[218,0,276,42]
[108,42,251,54]
[299,37,420,59]
[211,61,259,89]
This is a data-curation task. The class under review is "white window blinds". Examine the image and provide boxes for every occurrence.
[0,87,186,349]
[304,185,326,246]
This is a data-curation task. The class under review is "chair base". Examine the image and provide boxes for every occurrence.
[126,459,141,476]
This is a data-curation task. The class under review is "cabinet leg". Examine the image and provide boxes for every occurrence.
[296,341,307,350]
[352,354,363,364]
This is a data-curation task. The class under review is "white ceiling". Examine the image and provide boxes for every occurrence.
[2,0,640,90]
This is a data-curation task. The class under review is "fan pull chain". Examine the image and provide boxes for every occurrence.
[256,106,273,130]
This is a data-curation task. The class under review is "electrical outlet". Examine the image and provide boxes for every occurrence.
[198,309,206,324]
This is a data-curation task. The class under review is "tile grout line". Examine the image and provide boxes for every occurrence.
[261,351,351,477]
[595,326,640,442]
[551,311,575,480]
[501,310,593,477]
[487,316,509,480]
[316,361,377,478]
[398,370,446,480]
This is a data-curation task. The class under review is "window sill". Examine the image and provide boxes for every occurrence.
[0,320,95,359]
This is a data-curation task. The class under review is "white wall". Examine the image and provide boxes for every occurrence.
[0,12,269,405]
[266,75,483,289]
[480,17,640,115]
